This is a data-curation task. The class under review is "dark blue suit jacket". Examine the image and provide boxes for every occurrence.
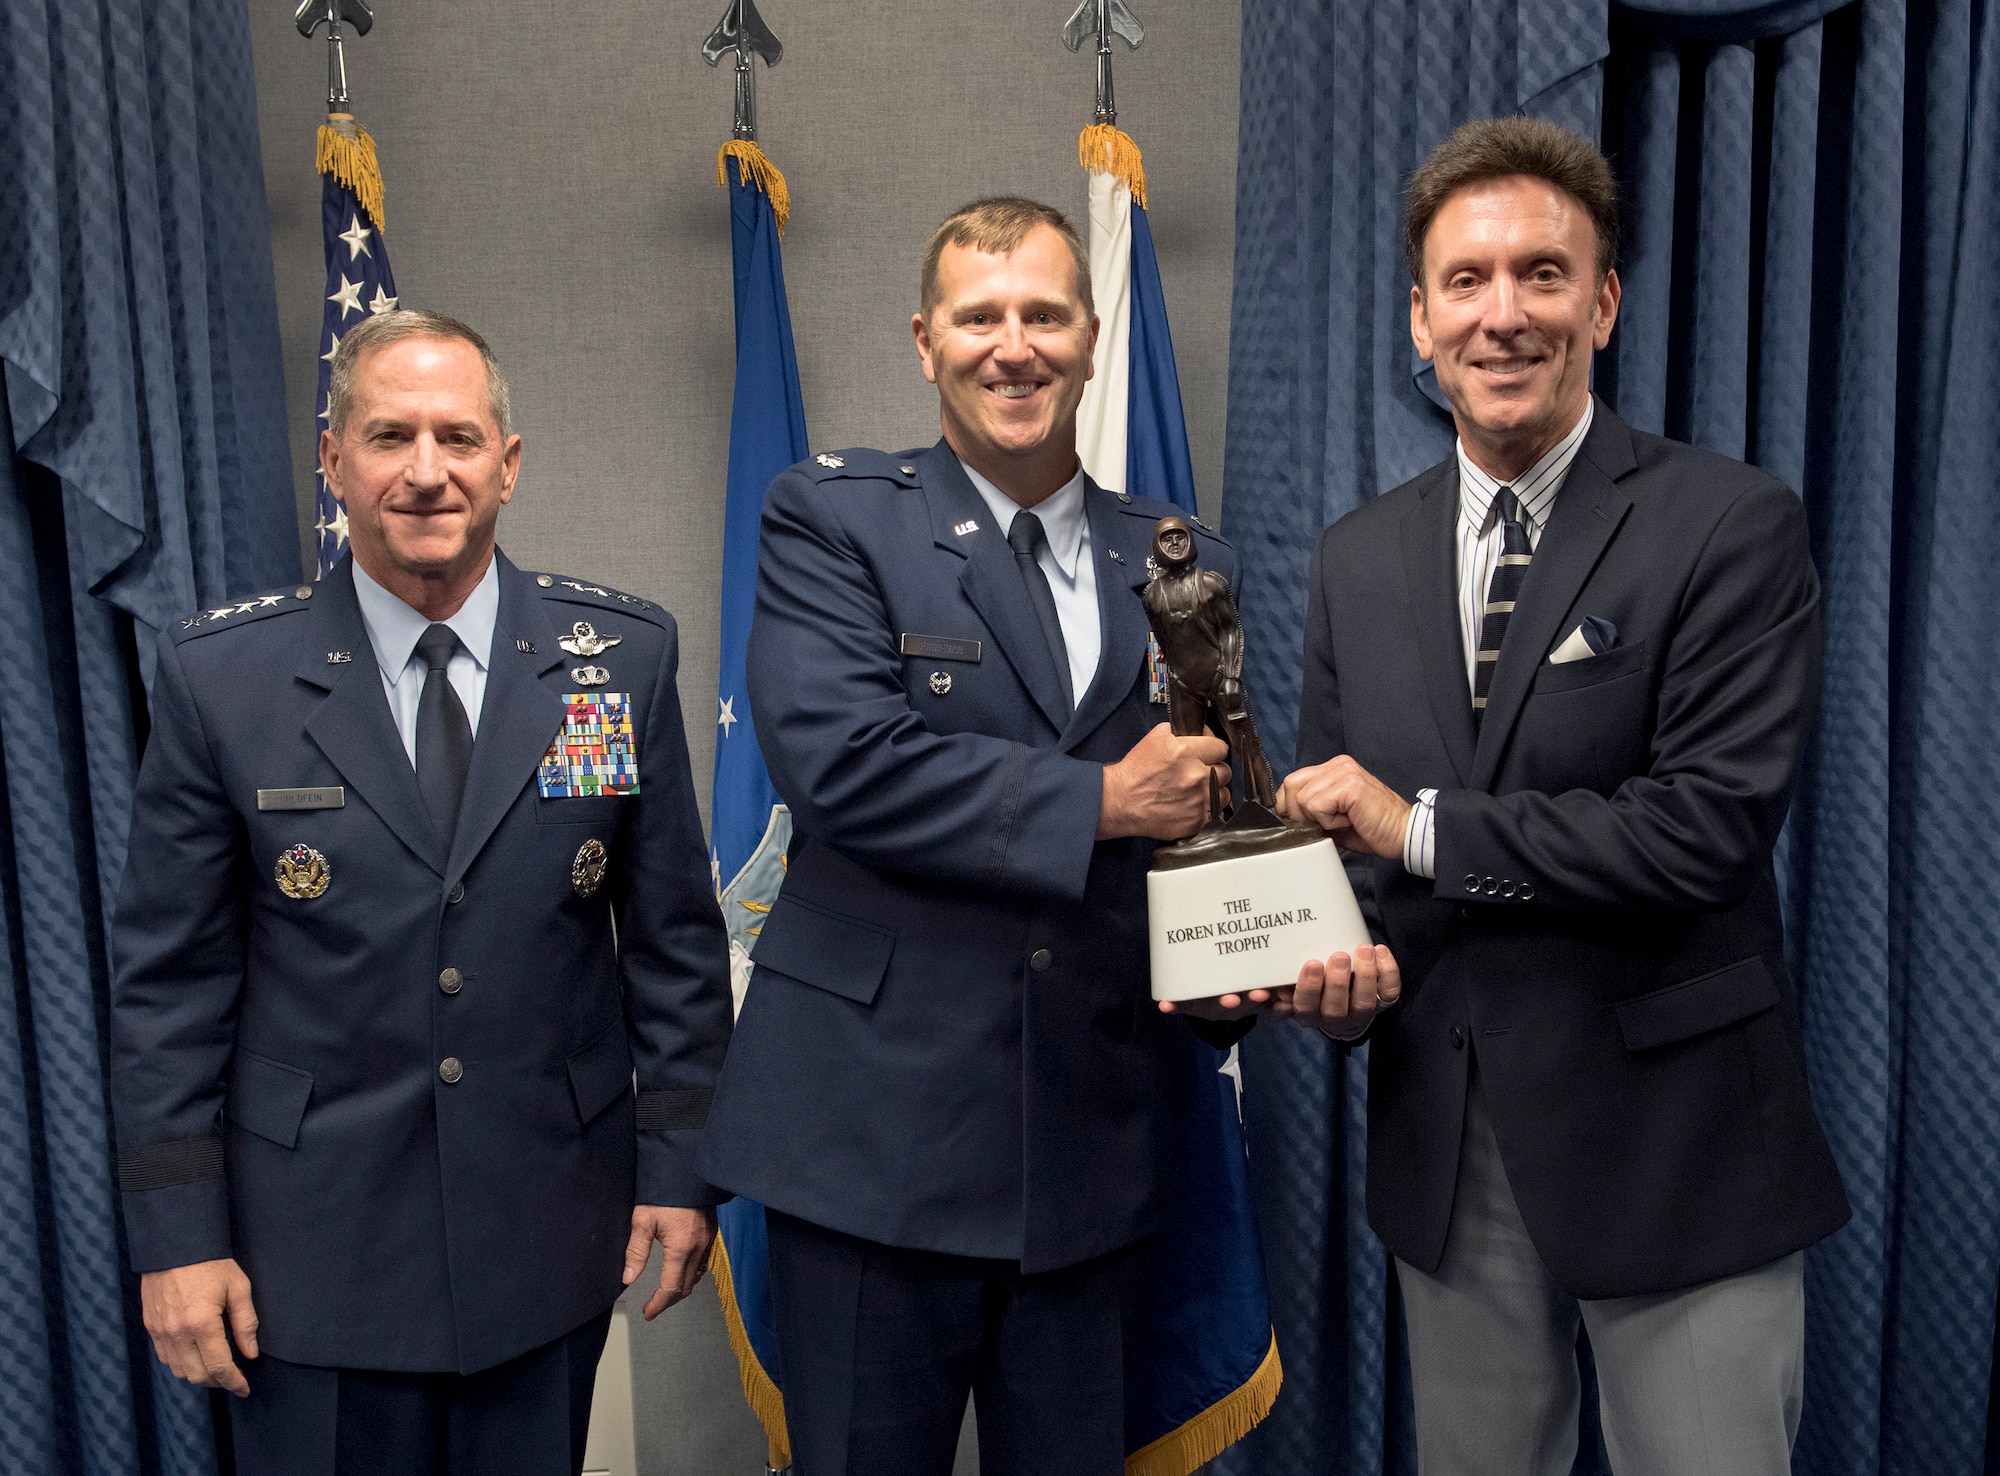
[697,442,1235,1274]
[110,553,732,1373]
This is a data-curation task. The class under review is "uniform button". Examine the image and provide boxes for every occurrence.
[1464,874,1480,893]
[1482,876,1498,894]
[1029,948,1053,972]
[439,1057,463,1083]
[1450,1026,1466,1051]
[1519,882,1535,901]
[447,882,465,905]
[1500,880,1515,898]
[439,967,463,994]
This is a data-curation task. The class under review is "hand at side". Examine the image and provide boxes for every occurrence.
[624,1205,719,1320]
[140,1258,259,1396]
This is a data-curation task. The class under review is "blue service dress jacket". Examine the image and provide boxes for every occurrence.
[109,552,732,1374]
[697,442,1239,1276]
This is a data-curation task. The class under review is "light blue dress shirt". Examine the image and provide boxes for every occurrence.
[351,555,499,766]
[960,460,1102,705]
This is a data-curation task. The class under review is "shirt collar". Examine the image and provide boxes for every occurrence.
[351,555,500,681]
[960,459,1091,580]
[1455,396,1594,535]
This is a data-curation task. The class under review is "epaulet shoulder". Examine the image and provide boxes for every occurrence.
[796,449,921,488]
[170,582,319,643]
[529,573,674,630]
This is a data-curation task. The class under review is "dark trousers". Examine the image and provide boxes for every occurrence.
[765,1210,1131,1476]
[227,1308,613,1476]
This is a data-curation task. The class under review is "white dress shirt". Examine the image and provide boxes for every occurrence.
[351,556,499,766]
[1402,399,1593,879]
[961,460,1102,706]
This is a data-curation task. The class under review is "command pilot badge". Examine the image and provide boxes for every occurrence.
[572,838,609,898]
[274,843,331,899]
[558,621,622,658]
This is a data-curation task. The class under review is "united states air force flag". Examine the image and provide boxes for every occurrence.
[1077,124,1284,1474]
[313,119,398,578]
[706,139,807,1474]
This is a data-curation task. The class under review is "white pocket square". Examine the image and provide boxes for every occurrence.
[1549,616,1618,664]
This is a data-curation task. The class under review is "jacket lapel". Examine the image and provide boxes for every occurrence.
[445,552,566,886]
[299,559,448,876]
[1060,482,1151,751]
[1401,463,1476,786]
[920,443,1073,734]
[1469,405,1637,791]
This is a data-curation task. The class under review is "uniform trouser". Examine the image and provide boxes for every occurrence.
[1397,1061,1805,1476]
[765,1209,1130,1476]
[227,1307,613,1476]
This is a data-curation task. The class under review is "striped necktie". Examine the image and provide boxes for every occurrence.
[1473,487,1530,726]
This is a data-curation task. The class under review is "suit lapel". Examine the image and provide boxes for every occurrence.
[299,559,448,875]
[445,552,566,886]
[1470,406,1637,791]
[1060,483,1150,751]
[1401,464,1476,786]
[920,444,1072,734]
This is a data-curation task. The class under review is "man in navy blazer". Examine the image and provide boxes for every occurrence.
[1276,119,1849,1473]
[697,198,1254,1475]
[110,311,732,1474]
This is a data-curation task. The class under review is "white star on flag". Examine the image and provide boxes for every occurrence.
[322,331,340,365]
[718,696,738,736]
[369,286,399,316]
[330,506,349,546]
[338,216,373,260]
[328,276,364,318]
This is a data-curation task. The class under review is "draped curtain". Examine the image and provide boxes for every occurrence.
[0,0,298,1471]
[1219,1,2000,1473]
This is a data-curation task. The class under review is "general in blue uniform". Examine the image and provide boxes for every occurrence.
[109,311,732,1475]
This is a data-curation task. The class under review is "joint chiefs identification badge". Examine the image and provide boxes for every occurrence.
[572,838,609,897]
[274,843,331,899]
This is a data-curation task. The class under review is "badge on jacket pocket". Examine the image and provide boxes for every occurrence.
[538,693,641,798]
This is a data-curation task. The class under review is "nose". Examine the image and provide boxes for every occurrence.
[1485,272,1530,336]
[405,432,450,492]
[992,313,1033,364]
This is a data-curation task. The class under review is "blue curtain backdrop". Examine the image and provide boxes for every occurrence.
[0,0,298,1471]
[1220,1,2000,1474]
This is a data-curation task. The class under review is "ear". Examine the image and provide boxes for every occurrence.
[1409,284,1435,363]
[319,429,346,503]
[912,311,939,385]
[1592,269,1621,350]
[499,433,522,505]
[1084,312,1101,381]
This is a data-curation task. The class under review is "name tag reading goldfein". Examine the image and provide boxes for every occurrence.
[900,633,981,663]
[257,787,345,811]
[538,693,641,798]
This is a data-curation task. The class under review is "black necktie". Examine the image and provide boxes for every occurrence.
[1008,511,1074,713]
[415,623,474,838]
[1472,487,1531,727]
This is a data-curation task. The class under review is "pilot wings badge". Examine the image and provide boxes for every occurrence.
[559,621,622,658]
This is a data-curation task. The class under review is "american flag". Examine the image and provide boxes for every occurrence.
[314,168,397,576]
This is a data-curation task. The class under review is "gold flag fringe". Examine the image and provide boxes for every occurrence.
[316,115,386,232]
[1078,122,1149,210]
[1124,1333,1283,1476]
[716,140,792,234]
[708,1232,793,1471]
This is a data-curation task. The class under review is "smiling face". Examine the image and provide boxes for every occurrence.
[912,223,1098,504]
[319,335,520,614]
[1410,174,1620,479]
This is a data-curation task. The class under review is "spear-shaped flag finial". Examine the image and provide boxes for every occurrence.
[294,0,375,114]
[703,0,784,142]
[1061,0,1143,126]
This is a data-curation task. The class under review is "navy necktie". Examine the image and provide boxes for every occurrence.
[1473,487,1531,727]
[415,623,474,838]
[1007,511,1074,713]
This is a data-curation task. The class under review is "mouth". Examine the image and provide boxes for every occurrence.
[987,380,1046,401]
[1469,353,1546,379]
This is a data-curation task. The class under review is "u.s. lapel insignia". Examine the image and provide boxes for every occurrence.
[516,638,536,654]
[929,671,952,696]
[325,651,352,665]
[953,519,980,537]
[570,665,610,687]
[274,843,331,899]
[572,838,609,897]
[559,621,622,658]
[815,453,845,469]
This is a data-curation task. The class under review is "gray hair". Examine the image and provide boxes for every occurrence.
[326,309,513,440]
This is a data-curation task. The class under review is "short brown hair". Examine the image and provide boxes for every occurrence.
[1404,116,1619,287]
[327,308,513,440]
[920,197,1093,319]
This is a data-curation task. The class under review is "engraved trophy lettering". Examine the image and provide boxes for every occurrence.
[1141,517,1371,1002]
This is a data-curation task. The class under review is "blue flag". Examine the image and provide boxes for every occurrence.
[1125,203,1198,516]
[312,124,397,578]
[707,142,807,1474]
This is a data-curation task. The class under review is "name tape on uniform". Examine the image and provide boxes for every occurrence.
[899,633,982,663]
[257,787,345,811]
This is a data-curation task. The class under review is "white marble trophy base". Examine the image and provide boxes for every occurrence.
[1147,836,1372,1002]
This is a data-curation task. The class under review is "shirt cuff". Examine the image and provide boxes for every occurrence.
[1403,788,1438,879]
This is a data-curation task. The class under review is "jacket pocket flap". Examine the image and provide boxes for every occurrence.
[227,1050,314,1149]
[1533,638,1647,695]
[753,894,896,1006]
[1616,957,1778,1051]
[568,1023,634,1124]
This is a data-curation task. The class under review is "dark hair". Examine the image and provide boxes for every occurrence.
[1404,116,1619,287]
[920,197,1093,318]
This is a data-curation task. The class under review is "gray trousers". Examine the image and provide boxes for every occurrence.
[1397,1065,1804,1476]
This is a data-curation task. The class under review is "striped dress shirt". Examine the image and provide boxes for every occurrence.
[1402,399,1594,879]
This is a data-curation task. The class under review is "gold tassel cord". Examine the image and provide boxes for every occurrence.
[707,1233,793,1471]
[316,115,386,232]
[1124,1333,1283,1476]
[716,140,792,235]
[1078,122,1149,211]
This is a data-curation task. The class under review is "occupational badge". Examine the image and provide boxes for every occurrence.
[570,665,610,687]
[559,621,622,658]
[572,838,609,898]
[929,671,952,696]
[538,693,641,797]
[274,843,331,899]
